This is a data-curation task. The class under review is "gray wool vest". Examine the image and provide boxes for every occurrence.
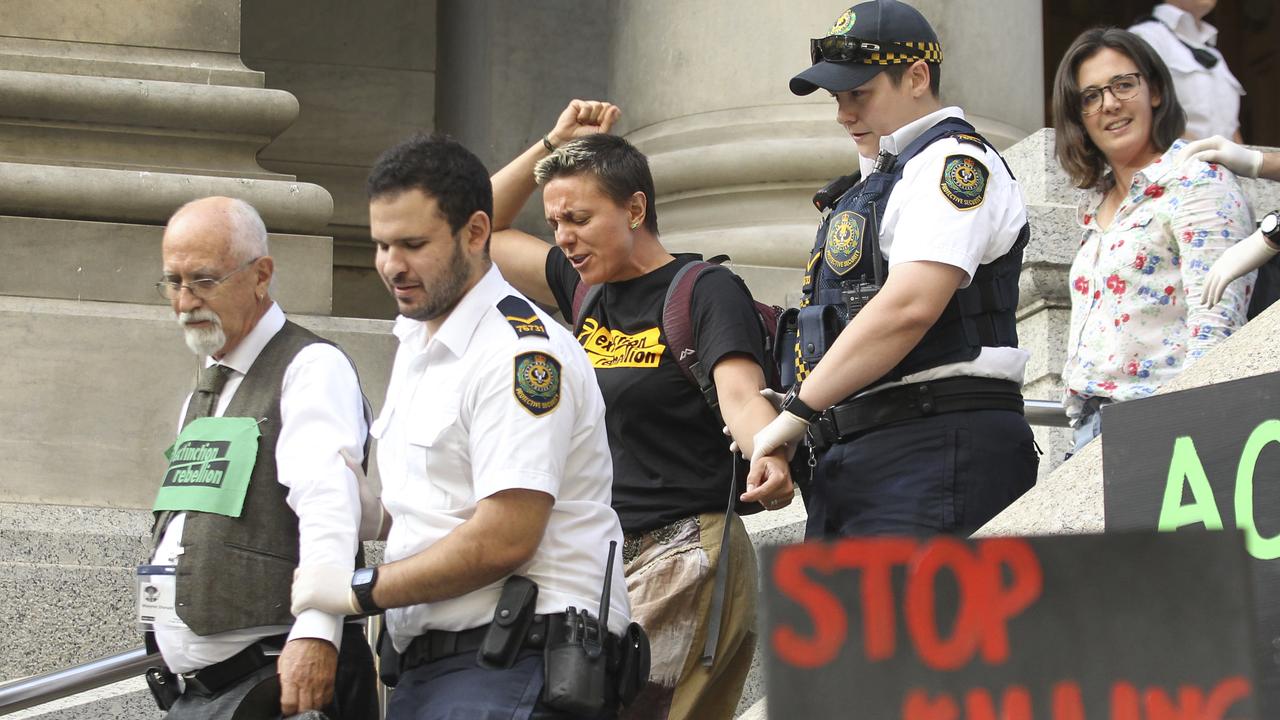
[154,320,367,637]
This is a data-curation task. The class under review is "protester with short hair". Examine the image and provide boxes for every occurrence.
[488,100,793,719]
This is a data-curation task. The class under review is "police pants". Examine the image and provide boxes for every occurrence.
[806,409,1039,538]
[386,648,615,720]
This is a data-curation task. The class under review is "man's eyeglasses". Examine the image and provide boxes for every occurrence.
[1080,73,1144,116]
[810,35,937,66]
[155,258,259,301]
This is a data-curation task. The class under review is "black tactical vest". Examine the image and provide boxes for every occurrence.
[786,117,1029,390]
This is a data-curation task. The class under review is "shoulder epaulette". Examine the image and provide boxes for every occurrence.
[951,132,986,150]
[497,295,548,338]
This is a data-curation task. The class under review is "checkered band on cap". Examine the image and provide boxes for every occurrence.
[866,40,943,65]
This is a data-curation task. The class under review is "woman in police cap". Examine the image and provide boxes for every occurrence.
[1052,27,1253,454]
[485,100,795,719]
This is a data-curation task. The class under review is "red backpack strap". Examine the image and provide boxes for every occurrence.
[662,261,725,407]
[570,280,604,332]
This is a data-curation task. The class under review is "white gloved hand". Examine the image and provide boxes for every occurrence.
[1201,228,1279,307]
[341,449,385,542]
[723,388,791,454]
[291,564,359,617]
[1175,136,1264,179]
[750,411,811,463]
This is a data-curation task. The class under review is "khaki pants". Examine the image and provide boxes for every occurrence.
[619,512,757,720]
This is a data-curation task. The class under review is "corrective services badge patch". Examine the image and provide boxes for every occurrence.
[829,9,856,34]
[823,210,865,276]
[513,351,561,416]
[940,154,988,211]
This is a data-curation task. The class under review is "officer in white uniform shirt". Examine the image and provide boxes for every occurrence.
[1130,1,1244,141]
[750,0,1039,538]
[144,196,376,719]
[290,134,635,719]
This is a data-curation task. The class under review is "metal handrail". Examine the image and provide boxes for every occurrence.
[0,647,158,716]
[1024,398,1070,428]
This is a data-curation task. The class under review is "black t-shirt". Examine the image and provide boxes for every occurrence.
[545,251,766,533]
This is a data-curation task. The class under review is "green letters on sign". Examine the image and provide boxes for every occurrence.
[1157,436,1224,533]
[153,417,260,517]
[1236,419,1280,561]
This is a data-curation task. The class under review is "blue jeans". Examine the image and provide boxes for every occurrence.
[805,409,1039,538]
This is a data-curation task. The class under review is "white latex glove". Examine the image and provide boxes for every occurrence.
[1201,228,1279,307]
[341,449,385,542]
[1175,136,1263,178]
[723,388,789,453]
[291,564,359,617]
[750,411,811,463]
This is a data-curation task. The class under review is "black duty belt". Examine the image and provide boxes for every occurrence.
[181,633,287,696]
[812,376,1024,450]
[401,613,563,673]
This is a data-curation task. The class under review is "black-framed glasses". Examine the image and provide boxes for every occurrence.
[1080,73,1144,116]
[810,35,933,66]
[155,258,259,301]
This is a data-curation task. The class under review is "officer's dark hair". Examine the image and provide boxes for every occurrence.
[1051,27,1186,192]
[366,133,494,239]
[533,133,660,236]
[882,61,941,98]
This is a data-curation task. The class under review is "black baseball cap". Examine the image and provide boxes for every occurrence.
[790,0,943,96]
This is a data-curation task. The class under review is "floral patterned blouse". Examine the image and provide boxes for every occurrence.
[1062,140,1254,422]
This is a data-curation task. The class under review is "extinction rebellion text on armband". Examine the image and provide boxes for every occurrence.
[766,536,1255,720]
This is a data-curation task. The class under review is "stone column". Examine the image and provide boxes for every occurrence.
[0,0,398,507]
[609,0,1044,305]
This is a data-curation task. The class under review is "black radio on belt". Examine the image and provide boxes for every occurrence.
[541,541,617,715]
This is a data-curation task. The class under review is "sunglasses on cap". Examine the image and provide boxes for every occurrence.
[809,35,941,66]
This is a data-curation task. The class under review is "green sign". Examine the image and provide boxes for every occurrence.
[153,417,260,517]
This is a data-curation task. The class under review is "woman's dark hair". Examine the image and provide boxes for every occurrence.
[1051,27,1186,191]
[366,133,494,237]
[533,133,660,236]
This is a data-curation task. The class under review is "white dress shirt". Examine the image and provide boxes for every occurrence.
[152,303,367,674]
[857,106,1031,392]
[1130,4,1243,141]
[373,266,630,652]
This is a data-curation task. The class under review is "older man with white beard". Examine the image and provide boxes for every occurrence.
[140,196,378,720]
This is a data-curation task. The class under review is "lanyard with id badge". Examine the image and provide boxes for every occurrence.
[137,416,260,631]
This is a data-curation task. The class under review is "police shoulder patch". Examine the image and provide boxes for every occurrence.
[497,295,548,338]
[513,351,560,417]
[939,154,988,211]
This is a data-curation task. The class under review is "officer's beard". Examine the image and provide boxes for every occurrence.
[400,236,473,323]
[178,309,226,358]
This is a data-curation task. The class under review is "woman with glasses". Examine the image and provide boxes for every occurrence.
[1052,27,1253,454]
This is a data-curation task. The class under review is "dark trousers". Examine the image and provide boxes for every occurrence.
[164,624,379,720]
[387,648,615,720]
[806,409,1039,538]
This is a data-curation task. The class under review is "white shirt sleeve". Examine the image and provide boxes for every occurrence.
[463,340,576,502]
[276,343,368,648]
[884,140,1026,286]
